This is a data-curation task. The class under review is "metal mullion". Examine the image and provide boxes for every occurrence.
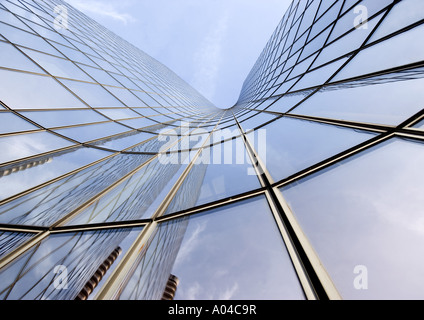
[285,113,391,133]
[155,187,266,224]
[94,221,158,300]
[234,111,339,300]
[0,224,46,234]
[50,219,152,235]
[263,189,317,300]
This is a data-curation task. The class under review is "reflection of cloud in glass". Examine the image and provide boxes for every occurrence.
[171,196,305,300]
[282,138,424,300]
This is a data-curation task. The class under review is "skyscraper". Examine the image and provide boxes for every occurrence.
[0,0,423,300]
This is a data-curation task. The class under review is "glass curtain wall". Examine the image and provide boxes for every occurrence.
[0,0,424,300]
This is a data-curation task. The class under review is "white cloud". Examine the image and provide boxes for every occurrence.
[192,12,229,102]
[218,282,239,300]
[66,0,137,24]
[174,221,207,267]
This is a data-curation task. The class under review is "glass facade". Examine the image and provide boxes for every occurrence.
[0,0,423,300]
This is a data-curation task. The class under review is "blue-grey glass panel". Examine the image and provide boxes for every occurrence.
[248,117,376,182]
[0,153,152,226]
[0,231,34,260]
[0,8,33,31]
[96,108,141,120]
[170,196,305,300]
[0,41,43,73]
[117,118,157,130]
[313,13,383,67]
[290,57,349,91]
[106,87,147,107]
[59,79,124,108]
[0,228,142,300]
[54,122,129,142]
[0,69,87,109]
[67,153,190,225]
[266,92,308,113]
[0,147,110,201]
[0,23,61,56]
[238,112,278,131]
[20,109,108,128]
[333,24,424,81]
[0,131,74,165]
[281,138,424,299]
[91,131,156,151]
[291,76,424,126]
[21,48,91,81]
[370,0,424,41]
[165,138,261,214]
[0,112,38,134]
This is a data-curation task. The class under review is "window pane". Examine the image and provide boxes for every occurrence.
[0,112,38,134]
[0,231,34,260]
[20,109,108,128]
[0,69,87,109]
[291,76,424,126]
[165,139,260,215]
[0,147,110,201]
[0,41,43,73]
[281,137,424,299]
[67,154,190,225]
[168,196,305,300]
[0,153,152,226]
[249,117,376,182]
[0,131,74,165]
[0,228,142,300]
[54,122,129,142]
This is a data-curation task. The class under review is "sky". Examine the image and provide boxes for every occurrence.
[65,0,292,109]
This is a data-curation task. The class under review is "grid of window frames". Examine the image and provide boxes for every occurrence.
[0,0,424,300]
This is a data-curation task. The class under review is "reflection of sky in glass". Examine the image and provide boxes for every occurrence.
[171,196,305,300]
[282,138,424,300]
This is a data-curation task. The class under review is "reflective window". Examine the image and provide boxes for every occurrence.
[0,41,43,73]
[0,228,142,300]
[291,76,424,126]
[165,138,261,215]
[169,196,305,300]
[54,122,129,143]
[0,69,87,109]
[59,79,124,108]
[248,117,376,182]
[281,138,424,299]
[0,231,34,260]
[21,48,92,81]
[0,112,38,134]
[0,131,75,165]
[20,109,108,128]
[0,154,152,227]
[0,147,111,201]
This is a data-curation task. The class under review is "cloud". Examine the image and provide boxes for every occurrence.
[174,221,207,267]
[66,0,137,25]
[218,282,239,300]
[191,12,229,103]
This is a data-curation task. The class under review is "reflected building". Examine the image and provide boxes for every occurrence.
[0,0,424,300]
